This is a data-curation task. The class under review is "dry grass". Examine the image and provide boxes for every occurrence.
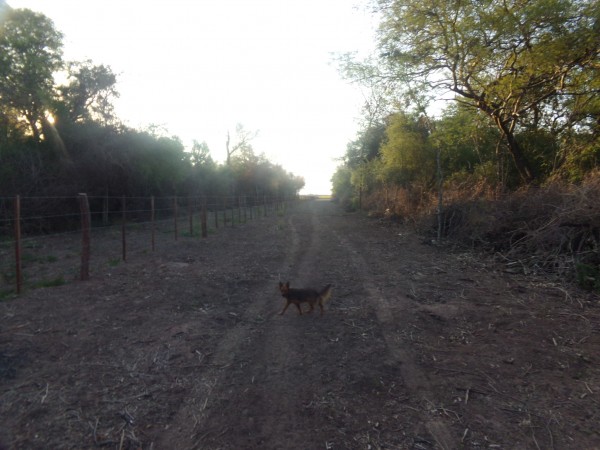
[365,172,600,289]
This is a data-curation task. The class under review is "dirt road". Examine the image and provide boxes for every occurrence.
[1,199,599,449]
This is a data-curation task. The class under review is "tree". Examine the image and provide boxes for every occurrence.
[379,113,434,187]
[225,123,257,165]
[368,0,600,183]
[430,104,500,181]
[331,165,354,205]
[189,140,213,166]
[58,60,119,124]
[344,121,387,169]
[0,8,63,141]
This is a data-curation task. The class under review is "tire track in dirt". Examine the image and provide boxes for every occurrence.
[156,201,329,449]
[247,201,330,447]
[5,199,597,449]
[159,199,454,449]
[330,225,457,449]
[154,245,287,448]
[196,201,333,448]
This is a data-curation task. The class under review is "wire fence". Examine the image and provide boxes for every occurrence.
[0,194,294,297]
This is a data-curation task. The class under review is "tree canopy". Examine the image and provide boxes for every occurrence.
[333,0,600,210]
[0,8,63,141]
[379,0,599,182]
[339,0,599,186]
[0,7,304,202]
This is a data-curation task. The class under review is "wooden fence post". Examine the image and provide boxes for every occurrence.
[201,197,208,238]
[188,197,193,236]
[14,195,22,294]
[243,196,247,223]
[102,194,109,225]
[214,197,219,229]
[121,196,127,261]
[151,196,155,252]
[78,193,91,281]
[173,196,178,240]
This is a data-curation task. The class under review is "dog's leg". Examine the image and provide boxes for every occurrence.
[319,300,324,316]
[296,303,303,315]
[280,301,291,315]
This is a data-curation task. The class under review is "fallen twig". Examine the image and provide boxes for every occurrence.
[0,323,31,334]
[91,418,116,447]
[461,427,469,442]
[40,383,49,404]
[530,412,541,450]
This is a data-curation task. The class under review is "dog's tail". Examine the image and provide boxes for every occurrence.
[319,284,333,304]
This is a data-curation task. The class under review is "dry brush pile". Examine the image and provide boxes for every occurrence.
[436,173,600,289]
[350,172,600,290]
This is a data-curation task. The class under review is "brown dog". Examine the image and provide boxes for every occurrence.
[278,281,332,316]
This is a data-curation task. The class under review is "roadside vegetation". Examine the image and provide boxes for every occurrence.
[0,6,304,210]
[333,0,600,289]
[2,2,599,291]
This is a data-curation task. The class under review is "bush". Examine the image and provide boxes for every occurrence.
[435,172,600,286]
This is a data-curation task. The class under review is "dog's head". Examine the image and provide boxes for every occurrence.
[278,281,290,295]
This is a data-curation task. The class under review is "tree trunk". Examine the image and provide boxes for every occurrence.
[436,146,443,242]
[26,114,41,142]
[495,117,536,183]
[41,115,69,162]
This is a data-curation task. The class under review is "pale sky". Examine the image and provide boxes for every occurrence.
[8,0,377,194]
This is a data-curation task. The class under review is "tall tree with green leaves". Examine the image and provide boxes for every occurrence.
[380,112,434,187]
[365,0,600,183]
[0,8,63,141]
[58,60,119,124]
[430,104,500,181]
[226,123,257,165]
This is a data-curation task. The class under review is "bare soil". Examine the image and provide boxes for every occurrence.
[1,199,599,449]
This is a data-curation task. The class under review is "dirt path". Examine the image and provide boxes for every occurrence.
[157,199,422,449]
[1,199,599,449]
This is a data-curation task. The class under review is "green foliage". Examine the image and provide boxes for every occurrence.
[517,129,561,177]
[0,287,16,301]
[343,122,387,168]
[333,0,599,224]
[380,113,433,186]
[560,141,600,183]
[0,8,63,141]
[107,258,121,267]
[576,263,600,292]
[57,60,119,124]
[33,276,65,289]
[431,105,498,175]
[349,0,600,184]
[331,165,355,209]
[189,140,213,167]
[130,133,189,195]
[0,8,304,205]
